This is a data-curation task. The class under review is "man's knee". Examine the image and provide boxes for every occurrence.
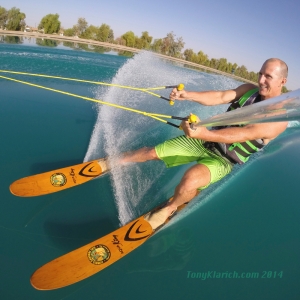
[143,147,159,160]
[177,164,211,192]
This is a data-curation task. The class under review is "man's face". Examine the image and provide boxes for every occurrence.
[258,61,287,99]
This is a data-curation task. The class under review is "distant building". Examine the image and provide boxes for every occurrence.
[24,26,39,32]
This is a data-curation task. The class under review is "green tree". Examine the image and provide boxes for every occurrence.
[160,33,172,55]
[38,13,61,34]
[217,58,228,72]
[235,65,248,78]
[249,71,258,82]
[226,62,233,74]
[209,58,218,69]
[134,37,143,49]
[96,23,114,42]
[76,17,88,36]
[231,63,238,74]
[80,25,98,40]
[139,31,152,49]
[183,49,195,61]
[6,7,26,31]
[134,31,152,49]
[115,36,126,46]
[197,51,209,65]
[151,38,163,52]
[160,32,185,57]
[63,28,75,37]
[0,6,8,29]
[121,31,135,47]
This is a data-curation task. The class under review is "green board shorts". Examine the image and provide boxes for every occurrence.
[154,135,234,190]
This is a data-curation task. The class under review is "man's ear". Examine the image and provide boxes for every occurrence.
[281,77,287,86]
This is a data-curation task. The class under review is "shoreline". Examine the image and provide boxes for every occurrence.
[0,30,256,85]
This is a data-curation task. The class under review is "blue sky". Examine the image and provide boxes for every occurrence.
[2,0,299,90]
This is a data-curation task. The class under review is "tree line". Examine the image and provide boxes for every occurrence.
[0,6,289,92]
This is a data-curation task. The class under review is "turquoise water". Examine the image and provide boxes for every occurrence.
[1,38,300,300]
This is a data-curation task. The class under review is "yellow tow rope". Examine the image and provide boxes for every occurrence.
[0,70,184,105]
[0,70,196,128]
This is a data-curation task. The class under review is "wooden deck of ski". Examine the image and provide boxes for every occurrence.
[9,158,108,197]
[30,215,153,290]
[30,198,188,290]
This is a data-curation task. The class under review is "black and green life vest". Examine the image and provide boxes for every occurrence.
[217,88,264,164]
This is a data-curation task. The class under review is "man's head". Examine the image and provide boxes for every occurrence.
[258,58,288,99]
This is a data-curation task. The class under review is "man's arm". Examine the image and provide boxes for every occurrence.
[181,120,288,144]
[170,83,257,106]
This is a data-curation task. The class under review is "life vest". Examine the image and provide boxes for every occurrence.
[216,88,265,164]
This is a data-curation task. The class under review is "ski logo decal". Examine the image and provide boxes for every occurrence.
[50,173,67,187]
[79,162,102,178]
[112,235,124,254]
[69,168,77,184]
[124,220,151,241]
[87,244,111,265]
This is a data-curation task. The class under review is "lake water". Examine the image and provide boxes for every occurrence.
[1,36,300,300]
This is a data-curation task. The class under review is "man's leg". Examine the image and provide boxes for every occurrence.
[145,163,211,229]
[119,147,159,164]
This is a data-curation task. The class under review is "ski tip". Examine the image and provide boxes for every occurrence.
[30,270,66,290]
[9,179,42,197]
[30,277,54,291]
[30,279,43,291]
[9,181,26,197]
[30,272,45,290]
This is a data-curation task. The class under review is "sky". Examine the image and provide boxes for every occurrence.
[2,0,300,90]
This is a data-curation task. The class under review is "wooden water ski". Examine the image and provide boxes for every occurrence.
[30,198,188,290]
[10,158,108,197]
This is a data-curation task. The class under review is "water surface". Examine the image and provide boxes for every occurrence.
[0,37,299,300]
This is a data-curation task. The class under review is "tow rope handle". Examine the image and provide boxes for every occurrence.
[178,114,199,130]
[160,83,184,106]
